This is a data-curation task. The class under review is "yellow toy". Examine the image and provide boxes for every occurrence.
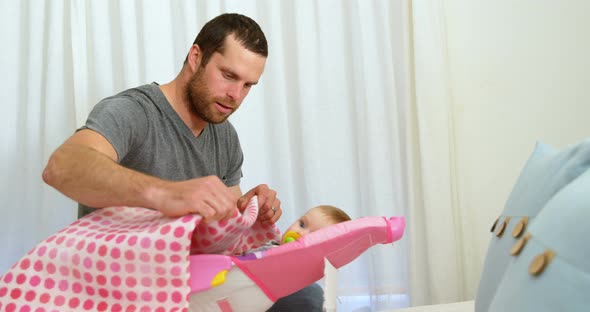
[281,231,301,244]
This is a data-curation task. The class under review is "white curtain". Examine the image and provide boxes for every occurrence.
[0,0,473,309]
[409,0,474,305]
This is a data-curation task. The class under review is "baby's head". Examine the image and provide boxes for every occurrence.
[284,205,351,239]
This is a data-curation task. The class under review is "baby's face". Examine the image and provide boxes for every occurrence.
[285,207,333,237]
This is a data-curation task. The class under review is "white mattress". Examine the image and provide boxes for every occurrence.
[392,300,474,312]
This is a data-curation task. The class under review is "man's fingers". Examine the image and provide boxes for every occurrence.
[161,176,241,220]
[261,202,281,224]
[198,178,239,221]
[235,184,281,224]
[237,196,249,212]
[258,198,281,224]
[269,206,282,224]
[197,205,216,222]
[237,186,258,211]
[258,188,276,213]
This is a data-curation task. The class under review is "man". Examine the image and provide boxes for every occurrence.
[43,13,323,311]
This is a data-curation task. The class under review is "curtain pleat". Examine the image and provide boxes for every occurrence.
[410,0,466,305]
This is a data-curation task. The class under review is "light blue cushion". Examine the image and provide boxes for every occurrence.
[488,168,590,311]
[475,139,590,312]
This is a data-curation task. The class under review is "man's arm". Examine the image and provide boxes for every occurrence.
[43,129,237,220]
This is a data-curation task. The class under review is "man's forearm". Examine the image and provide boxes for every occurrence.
[42,144,166,209]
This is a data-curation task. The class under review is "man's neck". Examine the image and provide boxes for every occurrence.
[159,79,207,137]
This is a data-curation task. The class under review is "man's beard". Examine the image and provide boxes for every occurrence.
[185,67,236,124]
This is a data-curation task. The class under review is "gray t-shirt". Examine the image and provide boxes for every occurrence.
[78,83,243,217]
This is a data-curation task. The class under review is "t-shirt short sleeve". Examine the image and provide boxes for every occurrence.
[80,96,149,161]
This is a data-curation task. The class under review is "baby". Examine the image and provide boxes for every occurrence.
[283,205,351,242]
[244,205,351,254]
[190,200,350,256]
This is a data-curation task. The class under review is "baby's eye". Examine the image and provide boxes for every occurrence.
[299,220,306,228]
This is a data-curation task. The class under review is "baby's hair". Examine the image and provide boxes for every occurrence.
[317,205,351,224]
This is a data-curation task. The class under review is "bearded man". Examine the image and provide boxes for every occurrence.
[43,13,324,311]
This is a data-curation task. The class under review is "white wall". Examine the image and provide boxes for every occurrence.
[444,0,590,297]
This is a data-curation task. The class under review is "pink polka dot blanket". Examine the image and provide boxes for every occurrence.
[0,205,202,312]
[0,195,406,312]
[190,196,281,255]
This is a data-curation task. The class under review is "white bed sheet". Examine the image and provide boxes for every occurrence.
[392,300,474,312]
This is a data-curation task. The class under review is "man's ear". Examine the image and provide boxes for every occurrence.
[187,44,202,71]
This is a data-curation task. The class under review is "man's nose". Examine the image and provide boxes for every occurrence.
[226,83,242,101]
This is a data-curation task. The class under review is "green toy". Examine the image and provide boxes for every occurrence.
[282,231,301,244]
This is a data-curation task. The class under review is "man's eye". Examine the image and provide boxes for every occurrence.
[223,72,233,79]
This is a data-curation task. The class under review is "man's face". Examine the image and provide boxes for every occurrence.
[186,35,266,124]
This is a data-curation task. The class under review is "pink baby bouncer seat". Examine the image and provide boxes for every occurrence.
[0,197,405,311]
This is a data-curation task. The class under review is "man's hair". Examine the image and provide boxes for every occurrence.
[187,13,268,66]
[317,205,352,224]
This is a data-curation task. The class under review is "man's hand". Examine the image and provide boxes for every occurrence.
[237,184,281,224]
[153,176,239,221]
